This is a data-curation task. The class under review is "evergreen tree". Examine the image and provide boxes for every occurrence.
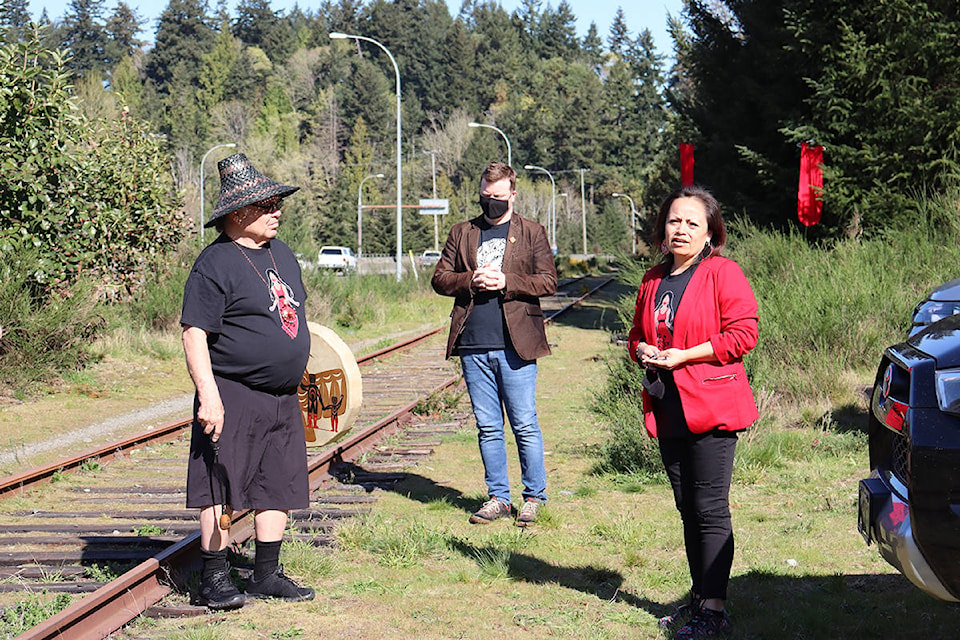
[145,0,215,94]
[581,21,604,72]
[538,0,577,60]
[60,0,108,77]
[468,0,525,113]
[784,0,960,232]
[0,0,31,41]
[103,2,144,68]
[607,7,629,56]
[196,19,240,116]
[670,0,814,225]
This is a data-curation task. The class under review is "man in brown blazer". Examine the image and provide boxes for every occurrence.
[432,161,557,527]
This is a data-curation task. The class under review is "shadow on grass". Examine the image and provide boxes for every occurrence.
[827,402,870,434]
[332,462,485,514]
[727,569,958,638]
[447,537,670,615]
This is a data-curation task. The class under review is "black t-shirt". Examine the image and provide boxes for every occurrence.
[458,218,510,351]
[181,234,310,392]
[651,264,697,438]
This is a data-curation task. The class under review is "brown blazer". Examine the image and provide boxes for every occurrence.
[431,213,557,361]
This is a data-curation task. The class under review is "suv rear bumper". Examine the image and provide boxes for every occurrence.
[859,471,960,602]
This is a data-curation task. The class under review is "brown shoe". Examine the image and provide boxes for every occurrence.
[469,498,511,524]
[515,498,541,527]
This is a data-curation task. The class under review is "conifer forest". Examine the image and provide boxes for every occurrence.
[2,0,960,291]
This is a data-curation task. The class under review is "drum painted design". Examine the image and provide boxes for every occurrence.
[298,322,362,447]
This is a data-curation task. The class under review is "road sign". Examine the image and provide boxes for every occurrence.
[419,198,449,215]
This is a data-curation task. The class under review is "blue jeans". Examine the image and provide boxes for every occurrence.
[460,348,547,504]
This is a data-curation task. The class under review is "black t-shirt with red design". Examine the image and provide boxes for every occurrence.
[181,234,310,392]
[650,264,697,438]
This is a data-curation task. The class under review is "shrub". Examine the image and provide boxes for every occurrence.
[0,251,105,396]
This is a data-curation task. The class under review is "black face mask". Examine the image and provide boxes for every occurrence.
[479,194,510,220]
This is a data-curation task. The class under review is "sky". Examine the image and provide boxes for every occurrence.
[31,0,684,55]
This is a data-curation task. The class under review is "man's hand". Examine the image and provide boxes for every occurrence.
[472,263,506,291]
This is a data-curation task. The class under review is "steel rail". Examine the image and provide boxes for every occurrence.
[544,276,616,325]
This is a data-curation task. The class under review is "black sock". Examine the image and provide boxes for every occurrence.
[201,548,227,581]
[254,540,282,582]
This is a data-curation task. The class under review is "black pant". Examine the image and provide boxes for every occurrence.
[659,430,738,601]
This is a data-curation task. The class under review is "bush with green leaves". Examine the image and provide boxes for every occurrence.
[0,24,184,294]
[0,250,105,395]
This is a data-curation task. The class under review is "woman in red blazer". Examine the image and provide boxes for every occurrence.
[627,185,759,640]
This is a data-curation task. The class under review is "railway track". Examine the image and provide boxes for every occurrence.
[0,274,614,640]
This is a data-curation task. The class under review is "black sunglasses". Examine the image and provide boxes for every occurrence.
[249,197,282,212]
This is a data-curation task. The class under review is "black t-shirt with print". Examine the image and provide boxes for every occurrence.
[458,218,510,351]
[651,264,697,438]
[181,234,310,392]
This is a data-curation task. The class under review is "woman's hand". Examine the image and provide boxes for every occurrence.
[636,342,661,365]
[641,347,686,370]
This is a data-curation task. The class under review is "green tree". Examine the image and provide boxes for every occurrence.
[60,0,108,77]
[0,0,31,41]
[783,0,960,233]
[670,0,814,226]
[145,0,215,94]
[103,1,143,68]
[0,25,182,291]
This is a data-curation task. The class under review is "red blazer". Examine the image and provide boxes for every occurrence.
[627,256,759,437]
[432,214,557,361]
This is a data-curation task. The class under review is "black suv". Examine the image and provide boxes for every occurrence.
[859,299,960,602]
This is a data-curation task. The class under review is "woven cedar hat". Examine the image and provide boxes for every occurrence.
[207,153,299,227]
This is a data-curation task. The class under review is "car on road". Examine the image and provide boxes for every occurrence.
[316,246,357,272]
[859,281,960,602]
[418,249,441,267]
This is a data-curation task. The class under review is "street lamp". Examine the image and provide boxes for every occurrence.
[524,165,556,250]
[331,32,403,281]
[612,192,638,255]
[469,122,512,167]
[199,142,236,242]
[423,150,439,250]
[358,173,384,274]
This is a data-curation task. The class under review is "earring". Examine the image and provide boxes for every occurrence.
[701,240,712,258]
[660,241,669,255]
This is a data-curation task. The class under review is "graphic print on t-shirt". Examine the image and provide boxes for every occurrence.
[654,291,674,350]
[266,268,301,339]
[476,236,506,270]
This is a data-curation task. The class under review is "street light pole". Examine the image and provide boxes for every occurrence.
[612,192,638,255]
[331,32,403,281]
[358,173,384,274]
[199,142,236,243]
[524,165,556,251]
[423,150,439,250]
[468,122,512,167]
[577,168,590,254]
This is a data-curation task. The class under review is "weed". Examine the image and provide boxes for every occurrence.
[0,592,72,636]
[79,458,101,473]
[270,626,304,639]
[85,563,125,582]
[414,388,466,417]
[50,468,66,483]
[133,524,165,536]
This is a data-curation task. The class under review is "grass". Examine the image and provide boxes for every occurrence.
[7,207,960,637]
[109,269,955,639]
